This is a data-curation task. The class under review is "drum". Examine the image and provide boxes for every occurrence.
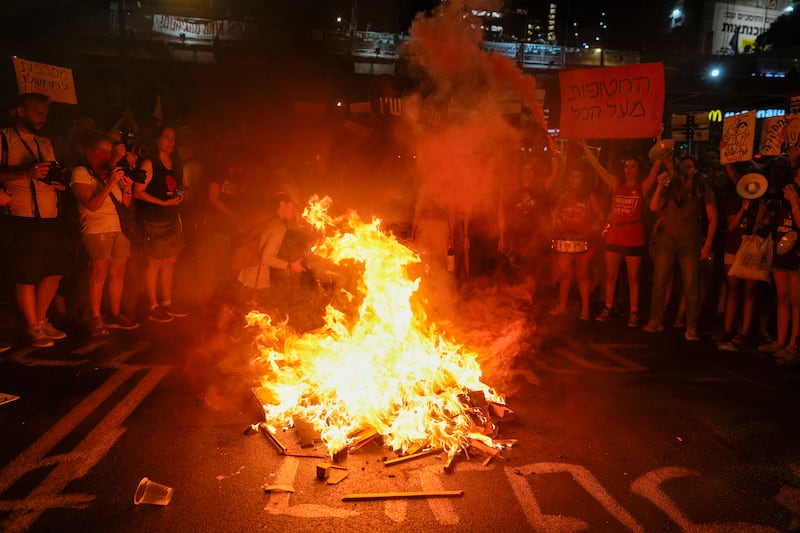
[551,239,589,253]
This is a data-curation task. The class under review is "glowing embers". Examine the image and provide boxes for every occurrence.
[249,196,509,462]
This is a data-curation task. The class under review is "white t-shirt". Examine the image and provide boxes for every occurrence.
[70,166,123,235]
[0,127,58,218]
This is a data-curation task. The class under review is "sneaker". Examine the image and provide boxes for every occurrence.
[148,306,175,323]
[548,306,567,316]
[579,311,591,321]
[684,328,701,341]
[731,333,748,347]
[28,323,54,348]
[87,317,110,337]
[107,314,140,330]
[40,318,67,340]
[162,304,189,318]
[627,312,639,328]
[775,346,800,367]
[642,321,664,333]
[758,341,783,353]
[0,341,12,354]
[595,306,613,322]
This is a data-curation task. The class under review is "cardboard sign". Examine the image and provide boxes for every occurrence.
[759,116,789,156]
[559,62,664,139]
[12,57,77,104]
[720,110,756,163]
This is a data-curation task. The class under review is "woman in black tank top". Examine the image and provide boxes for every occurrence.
[133,126,189,323]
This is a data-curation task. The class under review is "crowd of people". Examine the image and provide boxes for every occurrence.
[1,91,799,370]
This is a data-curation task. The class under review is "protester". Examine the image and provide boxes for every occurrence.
[236,185,307,312]
[134,125,188,322]
[70,130,139,336]
[581,142,659,326]
[758,159,800,361]
[498,142,559,296]
[644,154,718,341]
[715,164,767,348]
[0,93,69,348]
[546,158,604,321]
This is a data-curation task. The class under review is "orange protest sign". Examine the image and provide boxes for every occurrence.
[558,62,664,139]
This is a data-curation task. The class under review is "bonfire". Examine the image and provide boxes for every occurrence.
[249,196,508,460]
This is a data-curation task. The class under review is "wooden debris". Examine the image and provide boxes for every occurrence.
[262,484,295,493]
[489,402,514,420]
[258,423,287,455]
[294,420,319,448]
[349,428,379,452]
[383,448,442,467]
[443,450,458,473]
[316,463,332,480]
[342,490,463,501]
[243,423,261,435]
[284,451,327,458]
[326,469,349,485]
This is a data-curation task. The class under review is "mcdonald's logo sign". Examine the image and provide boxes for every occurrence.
[708,109,723,122]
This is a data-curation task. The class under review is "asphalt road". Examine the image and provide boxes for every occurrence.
[1,293,799,533]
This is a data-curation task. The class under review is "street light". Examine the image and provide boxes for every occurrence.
[709,67,721,78]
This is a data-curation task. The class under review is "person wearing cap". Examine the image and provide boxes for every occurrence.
[236,185,307,306]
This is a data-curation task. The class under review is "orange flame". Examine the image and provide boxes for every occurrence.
[250,196,504,456]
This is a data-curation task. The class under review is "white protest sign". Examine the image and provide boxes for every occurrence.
[12,57,77,104]
[720,110,756,163]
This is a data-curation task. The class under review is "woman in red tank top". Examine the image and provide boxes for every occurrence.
[582,142,660,327]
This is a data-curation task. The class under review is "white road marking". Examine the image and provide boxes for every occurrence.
[383,499,406,523]
[630,466,779,532]
[264,456,358,518]
[1,365,170,532]
[506,462,643,532]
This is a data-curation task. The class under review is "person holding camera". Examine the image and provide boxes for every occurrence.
[70,131,139,336]
[0,93,69,348]
[134,125,188,323]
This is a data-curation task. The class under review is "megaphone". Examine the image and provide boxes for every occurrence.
[736,173,768,200]
[648,139,675,161]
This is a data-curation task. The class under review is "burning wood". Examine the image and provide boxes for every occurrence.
[383,448,442,467]
[248,198,512,466]
[342,490,464,501]
[348,428,379,452]
[443,449,459,473]
[258,423,287,455]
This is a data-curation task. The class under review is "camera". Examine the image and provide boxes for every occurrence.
[118,130,149,159]
[40,162,70,186]
[117,157,148,184]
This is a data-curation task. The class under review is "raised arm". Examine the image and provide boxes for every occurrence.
[580,141,618,190]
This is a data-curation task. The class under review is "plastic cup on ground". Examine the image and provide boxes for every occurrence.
[134,477,174,505]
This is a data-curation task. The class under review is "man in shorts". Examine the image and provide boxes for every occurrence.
[0,93,69,348]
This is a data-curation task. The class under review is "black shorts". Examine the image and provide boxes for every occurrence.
[605,243,646,257]
[9,216,68,284]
